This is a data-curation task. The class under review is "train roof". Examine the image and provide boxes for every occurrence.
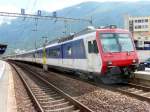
[46,26,129,48]
[14,25,130,56]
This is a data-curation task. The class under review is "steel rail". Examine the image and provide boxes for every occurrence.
[114,86,150,103]
[11,62,94,112]
[12,61,150,104]
[10,63,44,112]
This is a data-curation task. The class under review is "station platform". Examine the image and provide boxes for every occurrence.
[0,60,17,112]
[134,68,150,85]
[135,68,150,80]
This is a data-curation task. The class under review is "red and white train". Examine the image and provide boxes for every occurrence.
[9,25,143,84]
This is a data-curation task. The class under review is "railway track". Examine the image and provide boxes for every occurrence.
[114,83,150,103]
[10,63,93,112]
[11,61,150,104]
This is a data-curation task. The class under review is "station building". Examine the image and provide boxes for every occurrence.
[124,15,150,50]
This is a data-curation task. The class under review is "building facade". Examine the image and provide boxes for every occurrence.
[124,15,150,50]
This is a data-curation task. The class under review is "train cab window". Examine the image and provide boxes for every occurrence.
[88,40,98,54]
[93,40,98,53]
[88,41,93,53]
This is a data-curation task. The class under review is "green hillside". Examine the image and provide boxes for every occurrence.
[1,1,150,55]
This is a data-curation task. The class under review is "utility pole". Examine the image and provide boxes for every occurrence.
[34,40,37,62]
[42,36,48,72]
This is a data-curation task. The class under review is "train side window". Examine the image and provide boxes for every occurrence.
[67,46,72,56]
[93,40,98,53]
[88,41,93,53]
[49,48,60,58]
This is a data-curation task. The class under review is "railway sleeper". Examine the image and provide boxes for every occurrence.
[38,98,63,104]
[40,99,67,105]
[39,98,63,104]
[130,90,144,94]
[37,96,62,100]
[33,90,55,94]
[43,99,66,105]
[43,101,70,110]
[34,92,58,96]
[33,91,55,95]
[39,101,62,106]
[126,88,137,92]
[31,88,53,92]
[37,96,61,101]
[45,105,75,112]
[140,92,150,97]
[72,110,80,112]
[24,103,34,108]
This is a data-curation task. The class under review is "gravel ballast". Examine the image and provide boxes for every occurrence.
[20,64,150,112]
[42,71,150,112]
[11,66,37,112]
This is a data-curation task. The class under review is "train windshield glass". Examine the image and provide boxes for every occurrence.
[100,33,134,52]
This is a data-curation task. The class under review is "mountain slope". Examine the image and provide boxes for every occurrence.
[1,1,150,54]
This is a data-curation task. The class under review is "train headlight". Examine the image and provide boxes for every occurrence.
[132,59,136,63]
[132,59,138,63]
[107,61,112,65]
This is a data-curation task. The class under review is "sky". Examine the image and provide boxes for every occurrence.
[0,0,143,24]
[0,0,143,13]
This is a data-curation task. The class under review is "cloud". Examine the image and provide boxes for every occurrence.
[0,4,19,25]
[0,0,142,13]
[0,0,142,24]
[0,4,19,13]
[36,0,141,12]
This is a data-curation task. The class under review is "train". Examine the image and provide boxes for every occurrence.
[8,25,144,84]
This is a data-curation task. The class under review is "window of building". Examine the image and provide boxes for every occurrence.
[135,20,138,23]
[142,25,145,28]
[145,19,148,22]
[145,37,148,40]
[141,19,144,23]
[138,20,141,23]
[137,25,141,29]
[129,20,133,25]
[139,41,144,47]
[145,25,148,28]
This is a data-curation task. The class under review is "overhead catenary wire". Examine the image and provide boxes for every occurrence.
[0,11,92,24]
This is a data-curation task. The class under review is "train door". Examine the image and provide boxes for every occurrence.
[62,43,73,68]
[86,38,101,72]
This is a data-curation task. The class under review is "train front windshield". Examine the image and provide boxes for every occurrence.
[100,33,134,52]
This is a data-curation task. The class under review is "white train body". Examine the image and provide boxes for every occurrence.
[14,30,102,74]
[9,26,139,83]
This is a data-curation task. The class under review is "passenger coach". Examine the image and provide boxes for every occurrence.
[12,25,142,84]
